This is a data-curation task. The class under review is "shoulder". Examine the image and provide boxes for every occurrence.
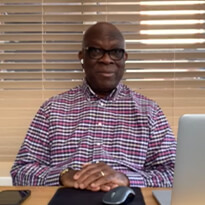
[40,85,83,111]
[119,84,168,125]
[120,84,159,111]
[121,85,172,133]
[48,85,82,102]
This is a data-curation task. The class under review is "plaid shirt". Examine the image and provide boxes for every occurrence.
[11,81,176,187]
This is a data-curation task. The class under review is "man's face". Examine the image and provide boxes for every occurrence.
[79,27,128,97]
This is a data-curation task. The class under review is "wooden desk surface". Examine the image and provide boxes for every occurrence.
[0,186,166,205]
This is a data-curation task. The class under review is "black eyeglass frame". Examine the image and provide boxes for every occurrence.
[84,47,125,61]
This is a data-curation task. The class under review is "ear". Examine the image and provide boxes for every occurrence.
[78,51,83,61]
[78,51,84,67]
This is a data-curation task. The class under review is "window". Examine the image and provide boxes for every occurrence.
[0,0,205,162]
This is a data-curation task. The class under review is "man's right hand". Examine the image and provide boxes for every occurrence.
[60,169,78,187]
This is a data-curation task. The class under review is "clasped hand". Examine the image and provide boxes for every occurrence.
[60,162,129,192]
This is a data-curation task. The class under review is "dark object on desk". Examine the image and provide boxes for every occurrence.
[48,187,145,205]
[102,186,135,205]
[0,190,31,205]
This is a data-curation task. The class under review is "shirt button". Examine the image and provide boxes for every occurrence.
[98,122,102,126]
[96,143,101,146]
[100,102,104,106]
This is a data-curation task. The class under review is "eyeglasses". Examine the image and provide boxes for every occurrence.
[84,47,125,61]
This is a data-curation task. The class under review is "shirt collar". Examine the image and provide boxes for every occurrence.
[81,79,122,101]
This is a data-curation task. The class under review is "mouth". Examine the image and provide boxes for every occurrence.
[98,72,115,78]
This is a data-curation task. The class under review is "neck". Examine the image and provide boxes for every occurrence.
[88,86,114,98]
[94,89,113,98]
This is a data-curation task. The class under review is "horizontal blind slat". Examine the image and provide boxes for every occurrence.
[2,43,205,51]
[1,80,205,89]
[1,52,205,60]
[2,14,205,22]
[1,71,205,80]
[1,24,204,32]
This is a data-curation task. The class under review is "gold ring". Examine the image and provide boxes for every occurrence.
[100,171,105,176]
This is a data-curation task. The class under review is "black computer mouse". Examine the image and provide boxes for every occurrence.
[102,186,136,205]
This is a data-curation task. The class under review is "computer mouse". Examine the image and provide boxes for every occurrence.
[102,186,136,205]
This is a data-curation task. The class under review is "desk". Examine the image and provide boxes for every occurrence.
[0,186,167,205]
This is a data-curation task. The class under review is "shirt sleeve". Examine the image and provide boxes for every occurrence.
[10,102,68,186]
[124,104,176,187]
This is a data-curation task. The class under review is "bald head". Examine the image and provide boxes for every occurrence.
[82,22,125,48]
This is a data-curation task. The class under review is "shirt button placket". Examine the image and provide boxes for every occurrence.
[93,102,104,162]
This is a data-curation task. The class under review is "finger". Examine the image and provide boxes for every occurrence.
[82,162,92,167]
[100,184,111,192]
[73,181,79,189]
[78,166,101,183]
[86,182,115,192]
[78,169,105,189]
[74,163,101,180]
[100,183,119,192]
[87,185,101,192]
[74,162,114,189]
[75,162,106,183]
[90,173,113,188]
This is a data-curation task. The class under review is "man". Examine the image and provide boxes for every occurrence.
[11,22,176,192]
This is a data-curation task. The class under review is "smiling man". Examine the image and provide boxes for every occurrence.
[11,22,176,192]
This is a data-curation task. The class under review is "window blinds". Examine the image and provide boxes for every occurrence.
[0,0,205,161]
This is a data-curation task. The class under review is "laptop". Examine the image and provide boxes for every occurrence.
[152,114,205,205]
